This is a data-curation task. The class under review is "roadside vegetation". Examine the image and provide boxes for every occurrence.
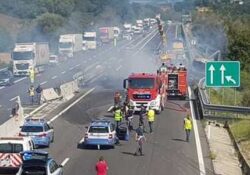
[231,120,250,163]
[0,0,160,53]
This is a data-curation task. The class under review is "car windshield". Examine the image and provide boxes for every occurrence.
[59,42,72,48]
[0,71,9,79]
[12,51,33,60]
[0,143,23,153]
[89,126,109,133]
[21,126,43,133]
[21,166,47,175]
[83,37,96,41]
[129,78,154,89]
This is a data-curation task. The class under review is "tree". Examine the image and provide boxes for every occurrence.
[241,90,250,107]
[36,13,64,34]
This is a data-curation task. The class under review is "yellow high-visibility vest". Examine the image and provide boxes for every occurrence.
[184,118,192,130]
[147,109,155,122]
[114,109,122,121]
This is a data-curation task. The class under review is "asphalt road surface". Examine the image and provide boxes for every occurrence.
[2,23,214,175]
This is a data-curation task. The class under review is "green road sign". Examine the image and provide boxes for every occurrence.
[205,61,240,87]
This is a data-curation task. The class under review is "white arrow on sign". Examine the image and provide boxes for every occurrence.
[225,76,236,84]
[220,65,226,84]
[208,65,215,84]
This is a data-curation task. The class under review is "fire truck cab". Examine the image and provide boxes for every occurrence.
[123,73,166,114]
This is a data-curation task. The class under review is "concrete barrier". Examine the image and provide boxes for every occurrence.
[42,88,61,102]
[72,80,79,93]
[60,81,74,100]
[0,96,24,137]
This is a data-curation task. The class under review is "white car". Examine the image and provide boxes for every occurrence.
[49,55,59,66]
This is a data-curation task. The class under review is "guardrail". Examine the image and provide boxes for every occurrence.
[197,77,250,115]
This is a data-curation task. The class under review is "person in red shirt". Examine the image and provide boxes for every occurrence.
[96,156,108,175]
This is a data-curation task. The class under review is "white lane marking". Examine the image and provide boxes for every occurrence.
[14,77,27,83]
[79,137,85,144]
[0,87,5,90]
[40,81,47,85]
[116,65,122,71]
[48,88,95,123]
[0,105,2,108]
[52,76,57,79]
[69,67,74,71]
[61,158,70,167]
[75,64,80,67]
[188,86,206,175]
[61,71,66,74]
[9,96,18,102]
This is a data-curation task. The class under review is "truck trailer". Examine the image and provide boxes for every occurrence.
[58,34,83,58]
[99,27,114,43]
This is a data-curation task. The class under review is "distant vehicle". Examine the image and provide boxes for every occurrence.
[82,32,97,50]
[0,137,34,172]
[58,34,83,58]
[123,23,132,33]
[99,27,114,43]
[0,70,14,86]
[84,120,117,148]
[16,150,63,175]
[19,118,54,148]
[49,55,59,66]
[122,33,132,40]
[113,27,121,39]
[143,18,150,30]
[12,43,49,76]
[149,18,157,25]
[132,26,143,34]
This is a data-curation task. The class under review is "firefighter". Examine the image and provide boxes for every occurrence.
[114,91,122,107]
[139,104,146,132]
[147,107,155,133]
[184,114,192,142]
[28,85,35,105]
[28,67,35,84]
[114,106,123,129]
[159,63,167,73]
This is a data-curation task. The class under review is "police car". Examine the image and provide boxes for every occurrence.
[19,118,54,148]
[84,120,117,148]
[0,137,34,173]
[16,150,63,175]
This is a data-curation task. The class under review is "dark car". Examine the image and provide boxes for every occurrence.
[0,70,14,86]
[16,150,63,175]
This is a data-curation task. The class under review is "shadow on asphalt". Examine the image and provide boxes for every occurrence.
[121,151,136,156]
[172,138,187,142]
[77,143,114,150]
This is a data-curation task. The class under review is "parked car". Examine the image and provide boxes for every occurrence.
[19,118,54,148]
[16,150,63,175]
[0,70,14,86]
[84,119,118,149]
[49,55,59,66]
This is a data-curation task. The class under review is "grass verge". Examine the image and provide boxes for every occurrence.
[230,120,250,163]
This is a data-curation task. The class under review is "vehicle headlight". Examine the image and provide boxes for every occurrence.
[150,101,157,106]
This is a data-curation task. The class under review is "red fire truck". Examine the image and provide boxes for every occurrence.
[160,65,187,99]
[123,73,167,114]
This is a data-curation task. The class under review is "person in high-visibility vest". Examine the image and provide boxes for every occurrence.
[29,67,35,84]
[28,85,35,105]
[147,107,155,133]
[114,106,123,128]
[184,114,192,142]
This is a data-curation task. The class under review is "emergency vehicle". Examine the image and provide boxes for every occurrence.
[159,65,187,99]
[123,73,167,114]
[0,137,34,172]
